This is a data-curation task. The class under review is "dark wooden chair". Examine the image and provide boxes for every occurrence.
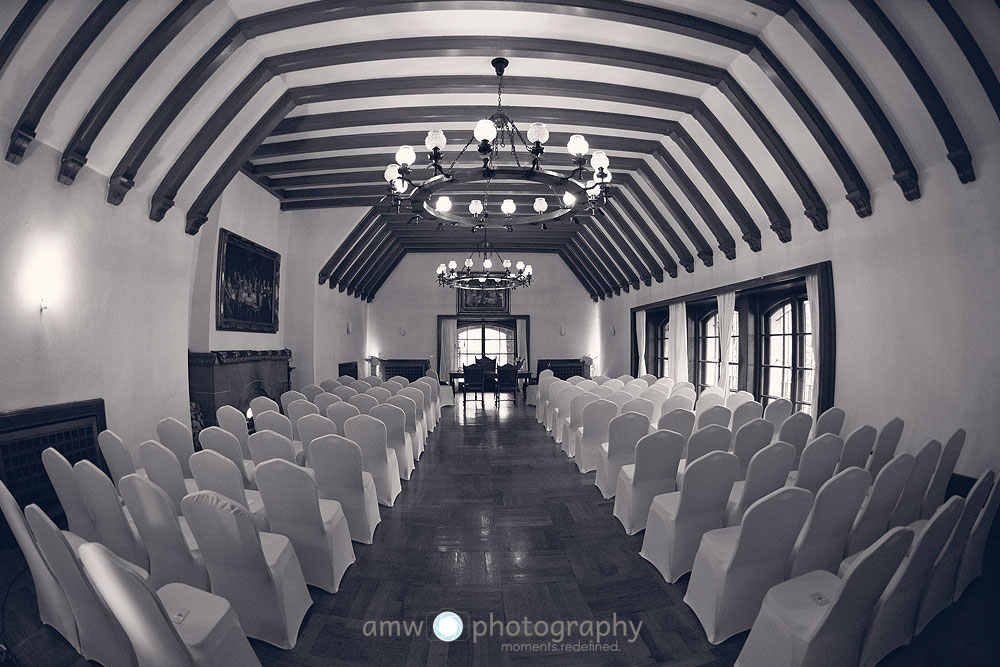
[495,363,519,405]
[462,363,486,411]
[475,357,498,393]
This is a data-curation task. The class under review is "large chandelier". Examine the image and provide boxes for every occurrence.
[382,57,613,228]
[436,227,533,290]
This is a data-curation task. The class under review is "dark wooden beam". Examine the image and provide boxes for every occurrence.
[59,0,214,185]
[927,0,1000,123]
[345,233,394,296]
[365,246,408,302]
[0,0,48,80]
[281,197,384,210]
[848,0,974,183]
[339,225,393,294]
[627,169,710,269]
[565,239,614,298]
[577,226,630,293]
[583,213,656,286]
[318,207,379,285]
[358,242,404,300]
[613,177,692,274]
[6,0,129,164]
[557,249,601,300]
[251,154,388,176]
[599,203,675,279]
[560,243,605,300]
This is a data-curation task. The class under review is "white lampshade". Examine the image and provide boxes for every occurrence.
[394,145,416,166]
[483,258,493,270]
[424,130,447,151]
[516,261,525,271]
[469,199,484,215]
[479,277,487,283]
[436,264,446,275]
[566,134,589,157]
[503,259,512,268]
[527,122,549,144]
[448,260,458,270]
[383,164,400,182]
[435,196,452,212]
[590,150,609,170]
[562,191,577,207]
[500,199,516,215]
[533,197,548,213]
[474,119,497,142]
[392,178,408,194]
[464,258,474,268]
[524,264,533,275]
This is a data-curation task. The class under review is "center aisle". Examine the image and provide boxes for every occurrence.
[253,402,744,666]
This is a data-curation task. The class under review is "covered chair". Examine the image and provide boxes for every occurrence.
[25,504,136,667]
[889,439,943,529]
[411,379,437,431]
[778,412,814,468]
[387,375,409,386]
[921,428,966,520]
[694,391,725,417]
[74,460,148,569]
[735,526,913,667]
[867,417,904,479]
[640,451,739,583]
[562,392,599,458]
[326,401,361,437]
[732,419,775,481]
[417,376,442,422]
[677,424,732,490]
[726,442,796,527]
[592,385,615,399]
[545,380,571,431]
[156,417,196,478]
[566,375,586,385]
[856,496,963,667]
[697,404,732,429]
[382,380,403,396]
[181,491,312,649]
[726,390,755,411]
[623,381,646,397]
[280,390,308,414]
[639,373,658,386]
[198,426,256,489]
[954,472,1000,602]
[99,429,144,489]
[319,379,341,392]
[813,406,846,437]
[314,392,341,414]
[79,541,261,667]
[577,379,598,393]
[297,413,338,460]
[331,386,358,401]
[139,440,198,515]
[387,394,425,461]
[788,468,871,578]
[286,399,319,440]
[348,392,379,415]
[41,447,99,541]
[337,374,356,384]
[366,386,392,404]
[361,375,382,387]
[398,387,430,442]
[836,425,877,473]
[255,459,356,594]
[789,434,844,495]
[553,385,584,445]
[189,451,268,531]
[685,486,814,644]
[252,410,306,464]
[606,390,633,412]
[344,414,401,507]
[370,403,415,480]
[847,453,915,555]
[638,388,669,424]
[216,405,251,460]
[595,411,650,499]
[574,399,618,474]
[0,480,78,649]
[729,400,763,437]
[657,408,696,441]
[591,374,610,385]
[120,474,208,591]
[248,430,299,466]
[621,397,654,422]
[612,430,685,534]
[533,373,557,419]
[616,374,635,384]
[309,435,381,544]
[249,396,279,419]
[762,398,793,431]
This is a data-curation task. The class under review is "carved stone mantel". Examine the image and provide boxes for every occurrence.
[188,349,291,426]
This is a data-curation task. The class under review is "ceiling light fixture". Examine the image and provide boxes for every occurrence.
[436,227,533,290]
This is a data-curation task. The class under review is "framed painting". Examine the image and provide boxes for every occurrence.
[216,228,280,333]
[457,288,510,314]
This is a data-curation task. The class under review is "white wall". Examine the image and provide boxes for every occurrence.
[597,145,1000,477]
[366,253,600,375]
[0,126,194,449]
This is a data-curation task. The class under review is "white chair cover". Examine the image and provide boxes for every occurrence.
[836,425,877,474]
[25,504,136,667]
[120,474,208,591]
[726,442,796,527]
[762,398,792,431]
[412,380,438,431]
[216,405,251,460]
[623,382,645,398]
[736,526,913,667]
[553,385,584,444]
[915,469,993,633]
[847,453,915,555]
[867,417,904,479]
[249,396,279,418]
[616,374,635,384]
[349,380,372,393]
[189,450,268,531]
[730,400,763,437]
[74,460,148,569]
[577,379,598,393]
[326,401,361,436]
[640,451,739,583]
[921,428,965,520]
[280,390,307,414]
[732,419,775,481]
[42,447,99,541]
[591,374,610,385]
[398,386,430,442]
[417,377,442,423]
[248,429,298,465]
[386,394,425,461]
[638,388,669,424]
[603,378,625,391]
[791,434,845,495]
[181,491,312,649]
[779,412,814,468]
[344,414,401,507]
[657,408,696,441]
[694,392,725,417]
[361,375,382,387]
[309,435,381,544]
[348,392,378,415]
[639,374,658,386]
[788,467,871,578]
[662,393,695,413]
[382,380,403,396]
[857,496,963,667]
[535,375,557,421]
[337,375,355,384]
[255,459,356,594]
[621,397,654,422]
[99,430,141,488]
[253,410,301,457]
[139,440,198,516]
[297,413,338,463]
[954,471,1000,602]
[685,486,814,644]
[366,386,393,404]
[157,417,196,478]
[387,375,409,385]
[286,399,319,440]
[888,439,942,529]
[319,379,341,392]
[613,430,685,534]
[814,406,846,437]
[606,390,633,412]
[79,541,261,667]
[545,380,570,431]
[314,392,341,414]
[0,481,78,648]
[199,426,255,489]
[332,386,358,401]
[370,403,415,480]
[562,392,599,458]
[566,375,585,385]
[596,412,650,499]
[697,404,732,429]
[574,399,618,473]
[701,385,724,397]
[679,425,732,490]
[725,390,755,411]
[592,385,615,399]
[301,384,324,402]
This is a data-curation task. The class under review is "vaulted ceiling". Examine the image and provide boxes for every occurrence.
[1,0,997,302]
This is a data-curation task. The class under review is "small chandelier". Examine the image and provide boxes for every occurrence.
[436,229,533,290]
[383,57,612,227]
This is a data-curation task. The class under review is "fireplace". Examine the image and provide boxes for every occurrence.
[188,350,292,427]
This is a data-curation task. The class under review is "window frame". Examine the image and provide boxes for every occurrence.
[456,320,517,369]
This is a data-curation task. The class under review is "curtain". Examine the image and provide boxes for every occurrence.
[667,302,688,382]
[716,291,736,396]
[439,318,458,377]
[805,273,821,415]
[635,310,647,376]
[516,318,528,372]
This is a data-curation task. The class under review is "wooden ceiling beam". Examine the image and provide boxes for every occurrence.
[576,226,630,293]
[926,0,1000,124]
[597,205,671,281]
[281,197,384,211]
[358,241,404,300]
[585,219,642,290]
[345,233,395,296]
[556,249,601,301]
[364,246,408,302]
[567,237,616,298]
[601,192,678,279]
[622,170,703,270]
[339,225,393,294]
[581,215,655,287]
[0,1,48,81]
[318,207,379,285]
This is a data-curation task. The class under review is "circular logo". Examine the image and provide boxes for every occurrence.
[432,611,463,642]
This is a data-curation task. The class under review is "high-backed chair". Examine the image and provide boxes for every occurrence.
[778,412,813,468]
[685,487,814,644]
[592,385,615,399]
[300,384,324,402]
[725,390,755,411]
[574,399,618,474]
[640,451,739,583]
[566,375,586,385]
[553,385,584,444]
[344,414,401,507]
[613,429,685,534]
[309,435,381,544]
[388,375,409,386]
[189,450,268,531]
[332,386,358,401]
[337,375,355,384]
[297,413,338,463]
[661,394,694,414]
[623,381,646,398]
[532,372,556,416]
[120,474,208,591]
[253,410,306,464]
[616,374,634,384]
[41,447,99,541]
[199,426,256,489]
[417,376,442,421]
[789,434,844,495]
[621,397,654,422]
[671,386,697,404]
[591,374,610,385]
[888,438,942,528]
[326,402,361,436]
[157,417,196,478]
[255,459,356,594]
[181,491,313,649]
[411,379,437,431]
[836,425,877,473]
[286,399,319,441]
[678,425,732,490]
[280,390,307,415]
[366,386,393,404]
[788,467,871,578]
[247,430,299,466]
[726,442,796,527]
[867,417,904,479]
[606,390,632,412]
[249,396,279,419]
[657,408,696,441]
[562,392,599,458]
[729,400,763,437]
[921,428,965,519]
[955,472,1000,601]
[697,404,732,430]
[694,391,725,417]
[577,379,598,393]
[545,380,571,431]
[319,379,341,392]
[370,403,414,480]
[361,375,382,387]
[639,373,658,386]
[139,440,198,515]
[386,394,424,461]
[846,453,915,555]
[216,405,251,460]
[0,480,78,648]
[762,398,792,431]
[814,406,846,437]
[349,380,372,393]
[398,387,430,442]
[382,380,403,396]
[595,412,650,499]
[314,392,341,414]
[638,388,669,424]
[74,460,148,569]
[99,429,143,489]
[462,363,487,411]
[732,419,775,481]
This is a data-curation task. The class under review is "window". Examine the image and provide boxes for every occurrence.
[695,310,739,391]
[761,298,813,413]
[457,322,515,368]
[653,316,669,377]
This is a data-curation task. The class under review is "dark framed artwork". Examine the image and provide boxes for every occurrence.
[216,228,280,333]
[457,288,510,314]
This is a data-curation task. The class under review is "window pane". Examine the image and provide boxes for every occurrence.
[803,301,812,334]
[768,335,785,365]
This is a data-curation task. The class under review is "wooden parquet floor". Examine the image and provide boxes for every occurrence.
[0,401,996,666]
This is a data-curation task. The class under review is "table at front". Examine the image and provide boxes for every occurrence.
[448,371,531,404]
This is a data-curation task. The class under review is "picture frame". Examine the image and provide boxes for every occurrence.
[457,288,510,314]
[216,228,280,333]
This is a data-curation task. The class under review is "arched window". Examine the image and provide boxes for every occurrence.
[696,310,740,391]
[654,317,669,377]
[457,323,515,368]
[762,298,813,413]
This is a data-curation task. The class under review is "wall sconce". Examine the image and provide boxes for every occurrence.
[610,324,616,336]
[39,298,48,313]
[559,325,565,336]
[346,322,352,334]
[399,326,407,336]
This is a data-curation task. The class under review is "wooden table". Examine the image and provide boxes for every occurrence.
[448,371,531,404]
